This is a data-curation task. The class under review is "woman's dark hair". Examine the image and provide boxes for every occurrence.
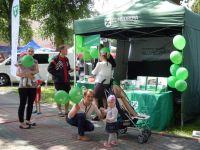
[98,44,104,51]
[56,45,66,52]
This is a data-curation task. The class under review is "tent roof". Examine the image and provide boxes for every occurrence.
[74,0,185,39]
[17,40,41,53]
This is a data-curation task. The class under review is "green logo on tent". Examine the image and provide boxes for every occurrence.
[104,18,112,27]
[13,5,19,17]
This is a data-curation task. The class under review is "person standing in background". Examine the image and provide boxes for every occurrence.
[48,45,73,117]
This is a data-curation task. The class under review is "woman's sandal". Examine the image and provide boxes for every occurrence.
[26,122,36,126]
[19,124,31,129]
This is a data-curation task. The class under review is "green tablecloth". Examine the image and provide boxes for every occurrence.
[125,90,173,131]
[76,81,95,90]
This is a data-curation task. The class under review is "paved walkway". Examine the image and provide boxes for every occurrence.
[0,91,199,150]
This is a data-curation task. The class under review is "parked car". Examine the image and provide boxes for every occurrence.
[0,51,77,86]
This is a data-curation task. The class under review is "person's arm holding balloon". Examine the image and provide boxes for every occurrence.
[68,104,80,119]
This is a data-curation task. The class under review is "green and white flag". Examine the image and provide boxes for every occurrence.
[11,0,20,76]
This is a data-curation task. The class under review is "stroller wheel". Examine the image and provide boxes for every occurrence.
[119,127,127,134]
[143,134,149,143]
[137,135,145,144]
[142,128,151,138]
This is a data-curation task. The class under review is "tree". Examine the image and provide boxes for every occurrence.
[31,0,94,47]
[0,0,34,45]
[192,0,200,14]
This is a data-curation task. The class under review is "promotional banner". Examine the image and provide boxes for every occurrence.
[11,0,20,76]
[128,37,173,61]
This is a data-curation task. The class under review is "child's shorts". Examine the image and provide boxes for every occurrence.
[105,122,118,133]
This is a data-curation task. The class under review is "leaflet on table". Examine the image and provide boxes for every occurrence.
[136,76,147,90]
[120,80,136,90]
[146,76,157,91]
[157,77,168,93]
[120,76,167,93]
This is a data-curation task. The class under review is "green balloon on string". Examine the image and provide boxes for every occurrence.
[69,87,83,104]
[90,48,99,58]
[176,67,189,80]
[48,57,53,63]
[21,55,34,68]
[167,76,177,88]
[54,90,70,104]
[170,64,180,76]
[173,35,186,50]
[170,51,183,64]
[175,80,187,92]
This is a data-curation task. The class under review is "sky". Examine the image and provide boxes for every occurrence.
[94,0,132,14]
[94,0,195,14]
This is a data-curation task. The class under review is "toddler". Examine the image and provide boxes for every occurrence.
[16,52,33,87]
[33,79,43,114]
[102,95,118,148]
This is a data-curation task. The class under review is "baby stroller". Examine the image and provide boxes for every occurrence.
[104,83,151,144]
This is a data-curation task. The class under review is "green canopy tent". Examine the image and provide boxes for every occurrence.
[74,0,184,38]
[74,0,200,124]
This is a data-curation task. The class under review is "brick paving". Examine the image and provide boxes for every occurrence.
[0,91,200,150]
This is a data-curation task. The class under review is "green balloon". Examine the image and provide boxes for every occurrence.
[54,90,70,104]
[48,57,53,63]
[176,67,189,80]
[21,55,34,68]
[170,64,180,76]
[90,48,99,58]
[173,35,186,50]
[167,76,177,88]
[175,80,187,92]
[69,87,83,104]
[170,51,183,64]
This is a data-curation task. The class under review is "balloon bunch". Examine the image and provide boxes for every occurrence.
[54,86,83,104]
[167,35,188,92]
[76,35,99,61]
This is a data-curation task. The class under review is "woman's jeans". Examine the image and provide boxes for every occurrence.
[66,113,94,136]
[18,88,37,123]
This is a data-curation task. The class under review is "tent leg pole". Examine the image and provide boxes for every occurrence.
[181,97,184,127]
[73,34,76,86]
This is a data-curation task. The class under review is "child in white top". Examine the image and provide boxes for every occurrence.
[101,95,118,148]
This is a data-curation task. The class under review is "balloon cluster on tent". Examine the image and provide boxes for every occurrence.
[167,35,189,92]
[54,86,83,104]
[76,35,100,61]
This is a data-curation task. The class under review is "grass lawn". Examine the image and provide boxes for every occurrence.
[0,86,200,138]
[164,118,200,138]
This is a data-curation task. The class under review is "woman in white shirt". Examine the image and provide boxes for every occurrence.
[92,52,112,109]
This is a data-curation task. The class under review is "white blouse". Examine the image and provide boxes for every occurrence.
[92,61,112,84]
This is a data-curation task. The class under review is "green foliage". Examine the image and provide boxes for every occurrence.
[0,0,34,44]
[31,0,93,47]
[192,0,200,14]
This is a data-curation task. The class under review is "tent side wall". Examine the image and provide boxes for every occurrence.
[183,9,200,121]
